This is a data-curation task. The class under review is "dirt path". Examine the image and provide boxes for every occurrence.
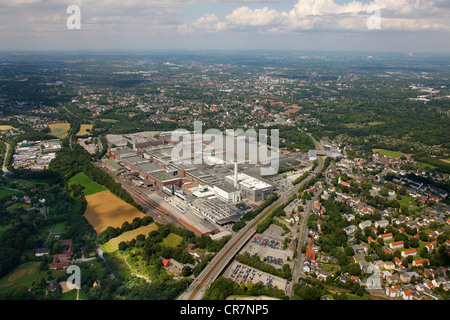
[124,254,152,283]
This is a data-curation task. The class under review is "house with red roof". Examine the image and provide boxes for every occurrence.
[379,233,393,241]
[401,290,414,300]
[394,257,404,268]
[386,285,402,298]
[401,248,417,258]
[425,241,438,252]
[412,259,430,267]
[389,241,404,250]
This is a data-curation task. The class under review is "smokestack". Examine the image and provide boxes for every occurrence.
[234,161,238,188]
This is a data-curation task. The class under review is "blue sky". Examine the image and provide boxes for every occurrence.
[0,0,449,52]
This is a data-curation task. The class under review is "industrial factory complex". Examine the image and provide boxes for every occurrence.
[101,130,329,236]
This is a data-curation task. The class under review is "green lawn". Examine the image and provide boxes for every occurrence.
[416,161,438,170]
[0,262,66,295]
[68,172,106,196]
[373,149,408,158]
[399,196,414,208]
[0,188,18,199]
[53,223,66,234]
[159,233,183,248]
[60,289,79,300]
[6,203,31,211]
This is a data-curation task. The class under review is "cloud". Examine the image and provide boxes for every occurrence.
[1,0,449,50]
[183,0,450,33]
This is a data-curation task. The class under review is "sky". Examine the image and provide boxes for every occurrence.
[1,0,450,53]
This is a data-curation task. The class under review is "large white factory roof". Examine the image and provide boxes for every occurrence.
[227,172,271,190]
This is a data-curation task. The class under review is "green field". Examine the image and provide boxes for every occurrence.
[68,172,106,196]
[159,233,183,248]
[6,203,31,211]
[373,149,408,159]
[0,262,66,295]
[417,161,438,170]
[53,223,67,234]
[399,195,414,208]
[0,188,18,199]
[48,123,70,139]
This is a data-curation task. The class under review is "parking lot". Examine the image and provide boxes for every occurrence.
[223,260,288,292]
[241,234,294,270]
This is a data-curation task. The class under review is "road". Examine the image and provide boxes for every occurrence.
[179,134,326,300]
[289,134,325,295]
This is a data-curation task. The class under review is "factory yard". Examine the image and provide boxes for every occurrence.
[241,230,295,270]
[12,139,61,171]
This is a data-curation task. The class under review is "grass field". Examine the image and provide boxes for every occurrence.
[48,123,70,139]
[0,188,18,199]
[103,223,158,253]
[417,161,438,170]
[53,223,67,234]
[0,262,65,294]
[160,233,183,248]
[69,172,106,196]
[76,124,93,136]
[6,203,31,211]
[373,149,410,159]
[0,262,40,292]
[83,190,145,234]
[0,125,14,130]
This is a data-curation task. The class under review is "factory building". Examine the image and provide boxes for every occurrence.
[224,166,274,203]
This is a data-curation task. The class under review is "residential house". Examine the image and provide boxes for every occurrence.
[352,245,369,255]
[412,259,430,267]
[379,233,393,241]
[385,273,400,285]
[344,225,357,235]
[35,247,51,257]
[394,257,404,268]
[375,220,389,228]
[358,220,372,230]
[389,241,404,250]
[382,261,395,271]
[401,248,417,258]
[386,285,402,298]
[401,290,414,300]
[425,241,438,252]
[317,270,332,281]
[353,253,366,264]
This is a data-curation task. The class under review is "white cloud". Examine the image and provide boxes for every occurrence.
[183,0,450,33]
[1,0,449,50]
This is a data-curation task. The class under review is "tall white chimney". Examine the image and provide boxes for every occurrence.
[234,161,238,188]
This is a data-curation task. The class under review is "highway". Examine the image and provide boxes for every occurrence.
[179,134,326,300]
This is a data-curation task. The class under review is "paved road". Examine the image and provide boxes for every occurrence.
[289,134,325,295]
[179,136,326,300]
